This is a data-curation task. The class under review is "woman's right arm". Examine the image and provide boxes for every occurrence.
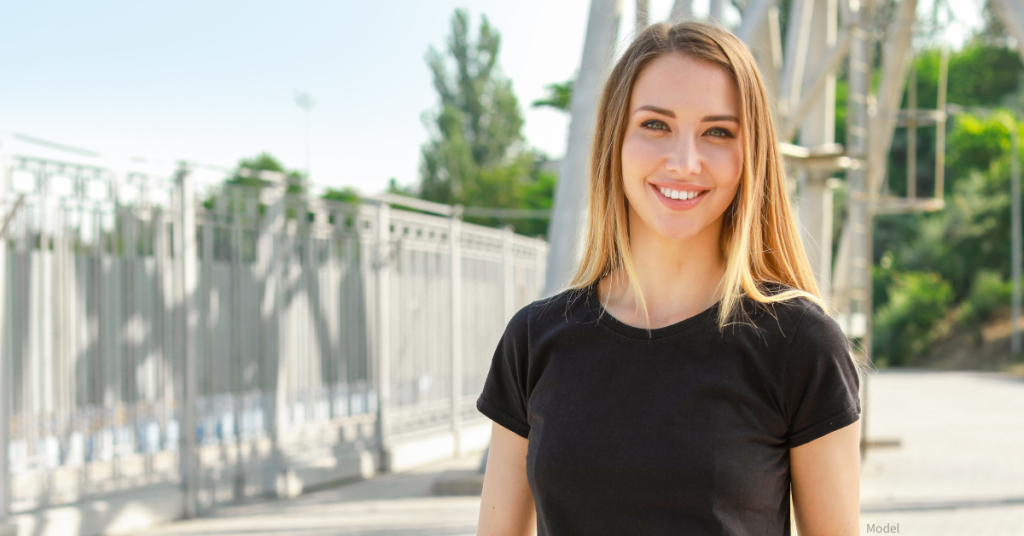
[477,422,536,536]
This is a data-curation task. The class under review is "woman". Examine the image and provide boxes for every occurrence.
[476,21,862,536]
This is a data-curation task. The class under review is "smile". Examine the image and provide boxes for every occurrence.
[658,187,705,200]
[649,182,709,211]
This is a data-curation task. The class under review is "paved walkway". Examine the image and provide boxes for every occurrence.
[859,370,1024,535]
[133,370,1024,536]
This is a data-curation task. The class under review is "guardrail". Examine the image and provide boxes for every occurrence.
[0,140,546,522]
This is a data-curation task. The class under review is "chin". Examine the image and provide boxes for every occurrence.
[651,220,704,242]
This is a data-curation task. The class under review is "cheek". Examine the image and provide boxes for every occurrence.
[708,146,743,194]
[620,134,661,182]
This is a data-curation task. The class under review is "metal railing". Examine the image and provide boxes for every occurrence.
[0,141,547,517]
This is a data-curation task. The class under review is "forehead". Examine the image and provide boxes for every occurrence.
[630,53,739,116]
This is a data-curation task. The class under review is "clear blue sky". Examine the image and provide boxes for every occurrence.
[0,0,981,196]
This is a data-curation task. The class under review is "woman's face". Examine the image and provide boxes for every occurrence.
[620,53,743,243]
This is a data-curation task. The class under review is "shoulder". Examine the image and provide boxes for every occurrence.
[509,287,595,331]
[729,285,844,350]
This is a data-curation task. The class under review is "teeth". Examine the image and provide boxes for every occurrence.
[660,187,700,200]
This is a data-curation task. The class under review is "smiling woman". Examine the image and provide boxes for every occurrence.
[476,21,862,536]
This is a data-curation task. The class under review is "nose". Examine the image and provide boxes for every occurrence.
[664,135,701,177]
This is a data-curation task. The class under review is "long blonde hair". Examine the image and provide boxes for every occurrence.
[568,21,828,328]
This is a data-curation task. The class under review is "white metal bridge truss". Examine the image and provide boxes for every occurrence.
[547,0,1024,357]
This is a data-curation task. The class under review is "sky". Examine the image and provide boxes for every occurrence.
[0,0,985,197]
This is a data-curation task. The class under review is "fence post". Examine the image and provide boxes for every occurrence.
[502,225,515,321]
[174,163,199,518]
[450,207,463,455]
[0,141,11,522]
[257,182,287,496]
[374,203,392,468]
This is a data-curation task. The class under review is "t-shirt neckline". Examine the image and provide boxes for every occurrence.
[586,282,721,341]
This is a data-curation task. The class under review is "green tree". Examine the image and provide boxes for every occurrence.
[532,80,574,112]
[420,9,523,204]
[226,152,306,195]
[884,43,1023,200]
[321,186,361,204]
[873,271,954,366]
[418,9,553,236]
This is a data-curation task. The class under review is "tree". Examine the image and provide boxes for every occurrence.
[532,80,574,112]
[420,9,523,204]
[225,152,306,195]
[321,186,361,204]
[418,9,553,236]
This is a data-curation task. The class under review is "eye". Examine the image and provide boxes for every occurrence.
[705,127,734,138]
[641,119,669,131]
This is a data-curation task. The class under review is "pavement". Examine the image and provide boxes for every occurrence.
[131,370,1024,536]
[858,370,1024,535]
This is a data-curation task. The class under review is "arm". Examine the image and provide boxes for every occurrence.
[790,419,861,536]
[477,422,536,536]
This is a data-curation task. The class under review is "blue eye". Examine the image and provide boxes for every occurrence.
[641,119,668,131]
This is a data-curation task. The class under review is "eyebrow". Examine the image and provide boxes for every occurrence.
[634,105,739,123]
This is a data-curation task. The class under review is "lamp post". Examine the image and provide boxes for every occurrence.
[294,91,317,188]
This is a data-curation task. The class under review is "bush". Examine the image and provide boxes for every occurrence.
[960,270,1013,343]
[873,271,954,366]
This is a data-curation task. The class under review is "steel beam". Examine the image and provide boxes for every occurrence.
[637,0,649,32]
[735,0,778,43]
[781,25,852,141]
[671,0,694,22]
[992,0,1024,62]
[545,0,623,296]
[777,0,817,118]
[794,0,840,298]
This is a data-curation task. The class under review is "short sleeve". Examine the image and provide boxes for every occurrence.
[783,303,861,448]
[476,305,532,439]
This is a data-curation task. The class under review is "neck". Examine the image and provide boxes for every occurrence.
[599,215,727,329]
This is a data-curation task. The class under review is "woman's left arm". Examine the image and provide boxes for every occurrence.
[790,419,861,535]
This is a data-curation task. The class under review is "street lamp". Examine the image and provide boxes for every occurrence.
[294,90,317,188]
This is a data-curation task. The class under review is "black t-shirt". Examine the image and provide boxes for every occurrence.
[476,284,861,536]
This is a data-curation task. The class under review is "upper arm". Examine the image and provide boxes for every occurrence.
[477,422,536,536]
[790,419,861,536]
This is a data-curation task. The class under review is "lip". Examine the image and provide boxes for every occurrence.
[649,181,709,211]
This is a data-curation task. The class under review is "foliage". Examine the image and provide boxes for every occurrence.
[884,43,1023,200]
[873,271,954,366]
[321,186,361,204]
[225,152,306,195]
[420,9,524,204]
[959,270,1013,343]
[532,80,573,112]
[417,9,553,237]
[882,114,1018,299]
[872,108,1024,364]
[910,43,1023,110]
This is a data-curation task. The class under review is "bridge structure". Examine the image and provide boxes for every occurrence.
[0,134,547,535]
[547,0,1024,354]
[4,0,1024,535]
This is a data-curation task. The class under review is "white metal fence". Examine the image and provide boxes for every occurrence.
[0,140,547,518]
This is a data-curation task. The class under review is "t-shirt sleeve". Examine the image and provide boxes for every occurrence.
[783,303,862,448]
[476,304,532,439]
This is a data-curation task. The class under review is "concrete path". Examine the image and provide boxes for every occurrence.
[133,454,483,536]
[132,370,1024,536]
[859,370,1024,535]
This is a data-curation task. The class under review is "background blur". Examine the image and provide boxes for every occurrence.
[1,0,1023,535]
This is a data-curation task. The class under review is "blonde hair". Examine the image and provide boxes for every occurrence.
[568,20,828,328]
